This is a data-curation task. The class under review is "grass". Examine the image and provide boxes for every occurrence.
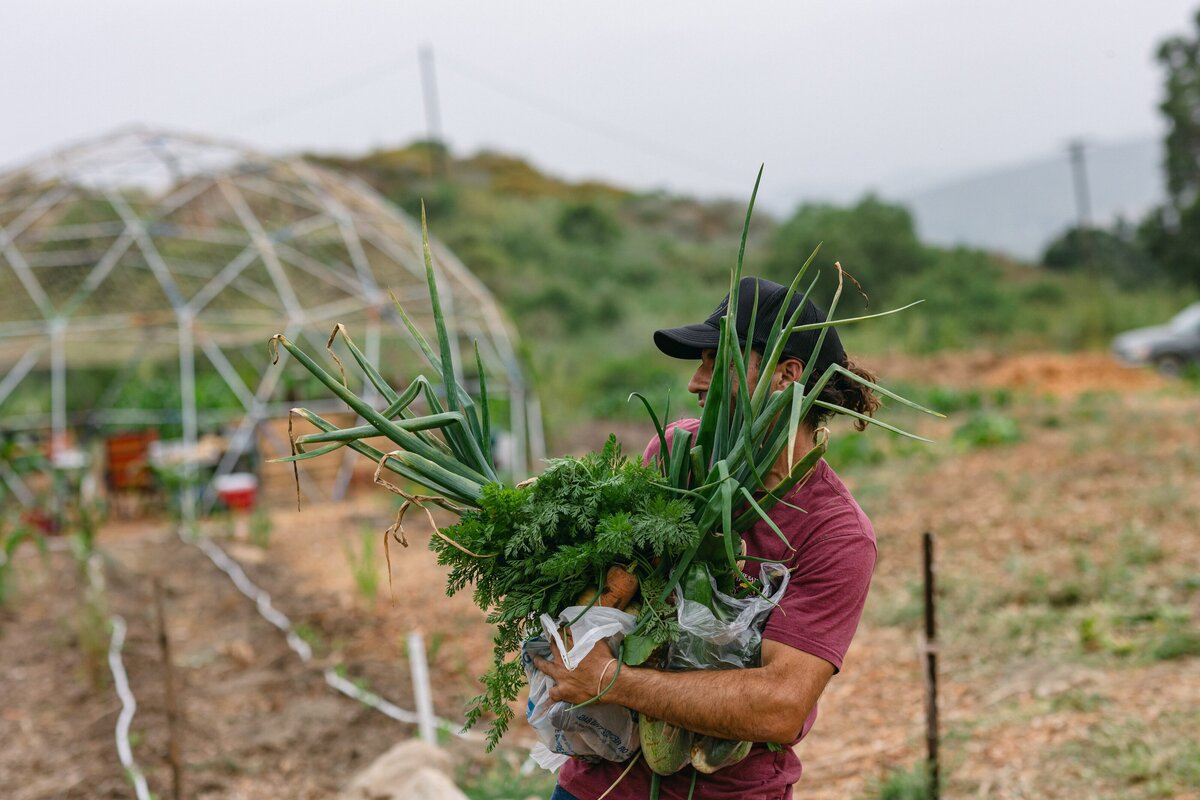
[853,381,1198,800]
[1149,629,1200,661]
[1056,712,1200,798]
[248,508,272,549]
[76,588,109,689]
[0,528,45,606]
[952,411,1022,449]
[344,526,380,604]
[862,762,932,800]
[292,623,326,655]
[458,758,557,800]
[1048,688,1109,713]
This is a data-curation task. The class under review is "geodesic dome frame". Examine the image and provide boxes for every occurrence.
[0,126,543,515]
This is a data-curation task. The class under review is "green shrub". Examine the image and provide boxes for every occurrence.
[767,195,925,312]
[865,762,932,800]
[556,201,622,246]
[953,412,1021,448]
[825,431,886,468]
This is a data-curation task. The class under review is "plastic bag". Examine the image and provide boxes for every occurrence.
[667,562,790,671]
[520,605,640,765]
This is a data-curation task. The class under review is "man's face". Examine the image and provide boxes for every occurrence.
[688,349,800,409]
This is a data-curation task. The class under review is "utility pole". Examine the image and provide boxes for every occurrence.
[1067,139,1093,269]
[419,45,448,179]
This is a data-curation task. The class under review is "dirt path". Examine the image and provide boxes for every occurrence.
[1,531,409,800]
[1,554,130,798]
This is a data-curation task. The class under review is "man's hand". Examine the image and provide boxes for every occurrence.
[531,639,618,705]
[534,637,834,744]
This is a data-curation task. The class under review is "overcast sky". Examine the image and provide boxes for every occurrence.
[1,1,1196,210]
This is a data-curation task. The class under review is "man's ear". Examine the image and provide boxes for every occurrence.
[775,358,805,389]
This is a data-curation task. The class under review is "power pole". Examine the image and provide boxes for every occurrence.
[1067,139,1093,269]
[419,45,448,179]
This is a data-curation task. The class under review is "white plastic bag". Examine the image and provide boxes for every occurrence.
[668,562,790,671]
[521,605,640,764]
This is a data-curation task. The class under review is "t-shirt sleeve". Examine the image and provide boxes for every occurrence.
[761,529,876,673]
[641,435,662,467]
[641,419,700,468]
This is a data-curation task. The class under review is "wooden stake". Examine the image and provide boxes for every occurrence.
[922,532,940,800]
[154,578,184,800]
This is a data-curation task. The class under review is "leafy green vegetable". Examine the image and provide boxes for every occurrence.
[435,435,696,748]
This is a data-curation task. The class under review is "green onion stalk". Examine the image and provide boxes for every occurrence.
[269,175,942,745]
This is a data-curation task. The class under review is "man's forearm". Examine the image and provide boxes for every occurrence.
[533,639,833,744]
[605,661,816,743]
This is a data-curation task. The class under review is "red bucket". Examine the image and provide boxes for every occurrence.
[214,473,258,512]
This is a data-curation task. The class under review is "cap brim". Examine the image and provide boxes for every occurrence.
[654,322,720,360]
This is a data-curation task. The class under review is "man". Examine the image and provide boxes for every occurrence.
[534,277,880,800]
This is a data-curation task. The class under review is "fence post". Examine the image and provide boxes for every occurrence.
[154,578,184,800]
[922,531,940,800]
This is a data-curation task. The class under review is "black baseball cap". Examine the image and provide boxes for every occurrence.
[653,276,848,377]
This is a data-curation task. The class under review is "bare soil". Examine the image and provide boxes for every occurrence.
[2,351,1197,799]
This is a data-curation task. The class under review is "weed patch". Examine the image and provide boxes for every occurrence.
[953,412,1021,449]
[862,762,932,800]
[1057,712,1200,798]
[344,526,380,604]
[459,758,556,800]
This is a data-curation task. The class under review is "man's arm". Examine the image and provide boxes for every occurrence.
[532,639,833,744]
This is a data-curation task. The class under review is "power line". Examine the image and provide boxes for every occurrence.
[221,46,747,191]
[436,50,747,187]
[227,52,417,130]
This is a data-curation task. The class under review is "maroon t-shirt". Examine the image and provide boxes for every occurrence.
[558,419,877,800]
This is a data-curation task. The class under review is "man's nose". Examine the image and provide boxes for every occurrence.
[687,366,709,395]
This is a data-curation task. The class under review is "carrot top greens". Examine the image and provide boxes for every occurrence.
[439,435,693,748]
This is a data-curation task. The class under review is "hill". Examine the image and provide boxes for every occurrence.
[894,137,1163,260]
[311,142,1193,441]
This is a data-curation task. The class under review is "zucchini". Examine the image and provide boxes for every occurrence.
[690,735,753,773]
[640,715,694,775]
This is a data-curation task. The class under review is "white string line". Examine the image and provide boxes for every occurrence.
[107,615,153,800]
[182,528,479,739]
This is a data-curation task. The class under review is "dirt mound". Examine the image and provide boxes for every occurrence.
[879,350,1168,397]
[980,353,1167,397]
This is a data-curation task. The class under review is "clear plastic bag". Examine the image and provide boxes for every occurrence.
[520,605,640,766]
[667,562,790,671]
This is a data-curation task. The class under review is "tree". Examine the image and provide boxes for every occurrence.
[1140,10,1200,286]
[1042,222,1162,287]
[765,195,925,312]
[1157,12,1200,206]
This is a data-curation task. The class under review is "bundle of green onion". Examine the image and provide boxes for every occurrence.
[270,169,941,747]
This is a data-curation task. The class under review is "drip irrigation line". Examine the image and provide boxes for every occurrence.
[107,615,153,800]
[191,535,313,660]
[179,527,479,740]
[325,668,429,727]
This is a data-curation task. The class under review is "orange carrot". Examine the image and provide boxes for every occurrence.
[597,565,639,610]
